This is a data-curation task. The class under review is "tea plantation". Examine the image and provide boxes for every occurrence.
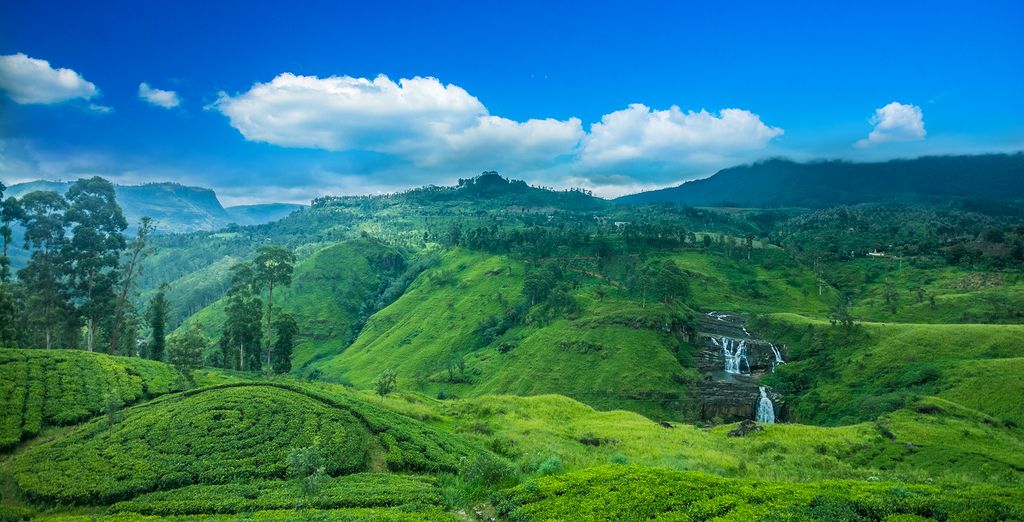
[0,349,180,451]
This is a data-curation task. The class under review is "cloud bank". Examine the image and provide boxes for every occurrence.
[855,102,926,147]
[138,82,181,108]
[212,73,784,193]
[0,53,99,105]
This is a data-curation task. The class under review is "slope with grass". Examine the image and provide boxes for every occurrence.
[312,249,702,419]
[7,381,490,506]
[181,238,407,368]
[494,464,1024,522]
[0,349,180,451]
[758,314,1024,427]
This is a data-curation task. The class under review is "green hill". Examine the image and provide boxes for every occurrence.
[8,382,489,505]
[0,349,181,451]
[616,153,1024,208]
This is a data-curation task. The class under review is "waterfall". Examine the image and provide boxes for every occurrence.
[720,337,749,374]
[756,386,775,423]
[769,344,785,371]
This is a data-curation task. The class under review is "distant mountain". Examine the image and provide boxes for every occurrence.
[225,203,305,226]
[3,180,296,233]
[615,153,1024,208]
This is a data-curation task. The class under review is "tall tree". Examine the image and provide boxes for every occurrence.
[63,177,127,352]
[223,262,263,371]
[18,191,70,349]
[253,246,295,372]
[272,312,298,374]
[167,323,209,385]
[145,284,170,361]
[109,217,154,354]
[2,188,26,282]
[657,260,690,304]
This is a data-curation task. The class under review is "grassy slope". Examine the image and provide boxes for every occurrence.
[832,258,1024,324]
[314,249,699,419]
[370,391,1024,487]
[181,238,402,369]
[760,314,1024,427]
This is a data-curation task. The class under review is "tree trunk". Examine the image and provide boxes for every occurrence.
[239,343,244,371]
[87,318,95,352]
[45,330,51,350]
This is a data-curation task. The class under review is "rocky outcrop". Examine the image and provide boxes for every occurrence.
[728,420,765,437]
[691,312,788,422]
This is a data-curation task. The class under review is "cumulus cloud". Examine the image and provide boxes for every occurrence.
[580,104,784,166]
[138,82,181,108]
[212,73,584,171]
[0,53,98,104]
[212,72,789,196]
[855,102,925,147]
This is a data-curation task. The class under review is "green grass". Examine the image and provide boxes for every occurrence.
[371,391,1024,487]
[830,258,1024,324]
[0,349,180,451]
[494,465,1024,522]
[313,249,701,419]
[758,314,1024,426]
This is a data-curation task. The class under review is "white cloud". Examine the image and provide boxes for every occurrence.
[0,53,98,104]
[138,82,181,108]
[212,72,787,196]
[212,73,585,171]
[854,102,925,147]
[580,104,784,166]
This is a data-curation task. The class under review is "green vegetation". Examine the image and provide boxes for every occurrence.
[2,168,1023,520]
[495,465,1024,521]
[0,348,179,451]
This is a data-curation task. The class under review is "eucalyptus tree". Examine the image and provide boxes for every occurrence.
[223,261,263,371]
[253,246,295,371]
[17,190,71,349]
[145,284,170,361]
[109,217,154,354]
[63,177,127,352]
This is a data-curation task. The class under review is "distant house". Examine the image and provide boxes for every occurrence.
[867,250,885,257]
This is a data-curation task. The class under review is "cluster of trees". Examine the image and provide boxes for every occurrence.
[215,246,297,373]
[0,178,163,356]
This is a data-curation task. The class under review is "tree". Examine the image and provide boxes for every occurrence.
[253,246,295,372]
[167,323,209,384]
[272,312,298,374]
[145,284,169,361]
[63,177,128,352]
[109,217,154,354]
[657,260,690,304]
[223,262,263,371]
[829,297,855,332]
[18,191,71,349]
[1,195,25,283]
[373,369,397,403]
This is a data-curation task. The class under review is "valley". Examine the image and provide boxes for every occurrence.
[1,159,1023,520]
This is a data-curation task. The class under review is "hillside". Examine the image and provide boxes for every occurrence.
[616,153,1024,208]
[224,203,305,226]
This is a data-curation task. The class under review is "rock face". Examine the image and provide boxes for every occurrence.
[692,312,788,422]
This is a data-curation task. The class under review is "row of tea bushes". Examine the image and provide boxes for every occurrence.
[0,349,179,451]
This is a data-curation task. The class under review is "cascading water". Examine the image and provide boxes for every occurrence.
[720,337,749,374]
[769,344,785,371]
[756,386,775,423]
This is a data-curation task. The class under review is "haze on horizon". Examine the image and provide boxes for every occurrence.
[1,1,1022,205]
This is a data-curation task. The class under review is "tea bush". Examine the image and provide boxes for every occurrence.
[0,348,179,451]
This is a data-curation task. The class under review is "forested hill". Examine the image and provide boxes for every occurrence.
[615,153,1024,208]
[3,180,300,233]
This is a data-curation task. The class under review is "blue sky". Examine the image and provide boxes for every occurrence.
[1,0,1022,204]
